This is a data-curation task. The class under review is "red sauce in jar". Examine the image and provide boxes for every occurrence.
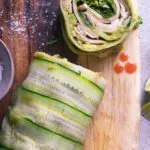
[114,63,124,74]
[119,52,129,62]
[125,62,137,74]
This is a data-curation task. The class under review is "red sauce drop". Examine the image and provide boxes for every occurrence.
[114,63,124,74]
[119,52,129,62]
[125,62,137,74]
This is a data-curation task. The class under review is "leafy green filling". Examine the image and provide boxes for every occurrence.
[78,0,117,18]
[48,39,58,45]
[79,12,93,27]
[0,144,12,150]
[134,16,143,28]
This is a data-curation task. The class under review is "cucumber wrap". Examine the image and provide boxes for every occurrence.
[0,52,106,150]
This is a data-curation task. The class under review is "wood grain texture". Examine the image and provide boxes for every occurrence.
[78,30,141,150]
[0,0,31,123]
[0,0,141,150]
[78,0,141,149]
[0,0,61,122]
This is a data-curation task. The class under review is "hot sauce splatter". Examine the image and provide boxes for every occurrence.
[125,62,137,74]
[114,51,137,74]
[119,52,129,62]
[114,63,124,74]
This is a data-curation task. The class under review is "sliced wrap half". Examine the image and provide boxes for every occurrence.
[60,0,142,57]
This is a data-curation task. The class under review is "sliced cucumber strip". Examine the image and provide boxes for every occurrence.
[0,118,38,150]
[14,117,83,150]
[0,144,12,150]
[35,52,106,90]
[0,118,82,150]
[30,58,103,102]
[19,88,91,126]
[10,88,91,143]
[23,58,104,115]
[23,70,96,116]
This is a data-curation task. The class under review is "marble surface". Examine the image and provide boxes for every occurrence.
[139,0,150,150]
[140,118,150,150]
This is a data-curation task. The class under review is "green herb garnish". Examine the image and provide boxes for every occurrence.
[79,0,117,18]
[48,39,58,45]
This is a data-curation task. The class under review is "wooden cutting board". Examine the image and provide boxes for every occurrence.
[0,0,141,150]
